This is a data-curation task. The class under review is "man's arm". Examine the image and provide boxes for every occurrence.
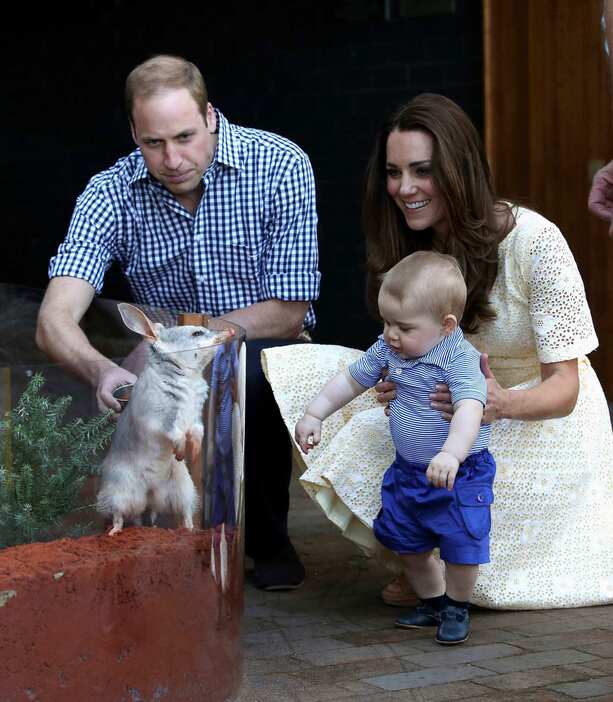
[217,299,309,340]
[232,152,319,340]
[587,0,613,233]
[36,276,136,411]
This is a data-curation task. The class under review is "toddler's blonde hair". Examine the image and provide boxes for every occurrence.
[380,251,467,322]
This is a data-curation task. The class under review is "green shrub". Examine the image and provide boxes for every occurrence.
[0,373,114,548]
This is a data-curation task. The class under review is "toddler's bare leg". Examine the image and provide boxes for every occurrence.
[399,551,445,599]
[445,563,478,602]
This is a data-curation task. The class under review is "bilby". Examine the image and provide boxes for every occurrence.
[97,303,234,535]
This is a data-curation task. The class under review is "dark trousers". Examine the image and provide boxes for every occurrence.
[244,338,304,561]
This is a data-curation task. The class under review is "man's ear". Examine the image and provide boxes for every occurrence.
[206,103,217,134]
[130,119,139,146]
[442,314,458,336]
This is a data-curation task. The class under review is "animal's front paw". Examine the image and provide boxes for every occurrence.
[184,427,204,468]
[174,440,186,462]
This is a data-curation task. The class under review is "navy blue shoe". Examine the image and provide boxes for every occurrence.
[395,604,441,629]
[435,605,470,645]
[253,543,305,591]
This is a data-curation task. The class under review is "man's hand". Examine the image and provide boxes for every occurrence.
[426,450,460,490]
[295,413,322,454]
[588,160,613,237]
[97,366,138,413]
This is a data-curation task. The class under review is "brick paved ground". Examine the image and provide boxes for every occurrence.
[236,466,613,702]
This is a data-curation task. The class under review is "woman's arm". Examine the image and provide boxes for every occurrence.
[429,354,580,423]
[483,357,579,423]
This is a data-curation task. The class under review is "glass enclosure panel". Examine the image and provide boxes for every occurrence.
[0,285,245,702]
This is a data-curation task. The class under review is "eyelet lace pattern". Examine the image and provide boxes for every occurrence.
[262,207,613,609]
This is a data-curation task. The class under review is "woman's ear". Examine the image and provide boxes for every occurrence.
[442,314,458,336]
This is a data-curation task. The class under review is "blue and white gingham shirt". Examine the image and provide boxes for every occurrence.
[349,329,490,464]
[49,110,321,328]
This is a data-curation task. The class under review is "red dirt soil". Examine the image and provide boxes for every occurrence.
[0,526,243,701]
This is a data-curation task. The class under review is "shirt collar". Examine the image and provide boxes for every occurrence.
[213,109,242,170]
[129,155,150,185]
[419,327,464,366]
[382,327,465,368]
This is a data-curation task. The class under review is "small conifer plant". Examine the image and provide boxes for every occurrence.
[0,373,115,548]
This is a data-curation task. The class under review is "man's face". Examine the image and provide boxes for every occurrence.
[131,87,217,202]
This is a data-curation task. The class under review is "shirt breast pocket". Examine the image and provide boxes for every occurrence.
[211,226,264,282]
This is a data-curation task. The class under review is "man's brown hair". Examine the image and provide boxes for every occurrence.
[125,54,209,124]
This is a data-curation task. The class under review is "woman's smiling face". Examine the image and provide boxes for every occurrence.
[385,129,448,237]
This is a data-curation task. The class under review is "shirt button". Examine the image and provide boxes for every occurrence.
[194,234,203,241]
[394,367,402,375]
[198,275,206,284]
[477,494,484,503]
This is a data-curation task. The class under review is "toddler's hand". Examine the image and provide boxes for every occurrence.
[295,413,322,454]
[426,451,460,490]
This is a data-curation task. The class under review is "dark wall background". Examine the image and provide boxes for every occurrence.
[3,0,483,351]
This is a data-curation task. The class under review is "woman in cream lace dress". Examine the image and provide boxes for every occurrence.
[262,94,613,609]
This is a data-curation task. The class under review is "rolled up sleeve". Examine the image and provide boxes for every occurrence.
[48,187,118,294]
[259,155,320,303]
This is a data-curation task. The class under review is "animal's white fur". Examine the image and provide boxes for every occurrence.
[97,304,230,535]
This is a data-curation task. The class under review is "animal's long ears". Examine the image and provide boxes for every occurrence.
[117,303,162,341]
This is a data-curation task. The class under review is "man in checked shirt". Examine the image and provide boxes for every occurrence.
[35,54,320,591]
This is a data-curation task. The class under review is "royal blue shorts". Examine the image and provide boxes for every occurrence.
[373,449,496,565]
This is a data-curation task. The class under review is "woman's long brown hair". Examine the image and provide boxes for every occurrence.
[363,93,511,334]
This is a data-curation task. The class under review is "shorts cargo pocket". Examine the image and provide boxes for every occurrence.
[456,484,494,539]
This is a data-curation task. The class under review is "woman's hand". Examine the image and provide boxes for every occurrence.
[430,353,506,424]
[429,383,454,421]
[374,369,397,416]
[480,354,510,423]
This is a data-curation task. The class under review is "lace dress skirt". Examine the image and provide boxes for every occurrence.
[262,344,613,609]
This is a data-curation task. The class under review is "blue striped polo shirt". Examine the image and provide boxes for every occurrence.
[48,110,320,328]
[348,329,490,464]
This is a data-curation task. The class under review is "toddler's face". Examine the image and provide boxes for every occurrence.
[379,292,446,359]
